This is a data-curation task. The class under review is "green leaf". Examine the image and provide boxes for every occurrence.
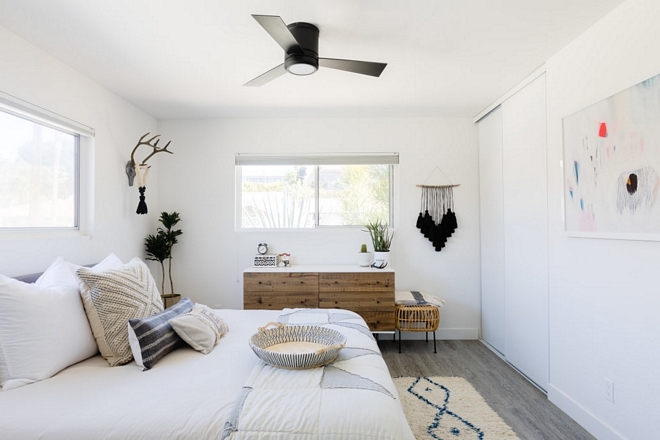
[144,233,169,262]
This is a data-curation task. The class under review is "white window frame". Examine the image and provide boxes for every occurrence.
[0,91,95,235]
[235,153,398,230]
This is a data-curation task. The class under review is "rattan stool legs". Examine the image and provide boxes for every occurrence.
[394,304,440,353]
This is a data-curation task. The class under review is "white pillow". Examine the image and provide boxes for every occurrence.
[170,304,228,354]
[0,257,98,391]
[70,253,123,290]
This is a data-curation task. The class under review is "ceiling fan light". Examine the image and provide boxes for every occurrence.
[287,61,317,76]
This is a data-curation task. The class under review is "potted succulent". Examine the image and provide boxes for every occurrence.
[364,219,393,267]
[145,211,183,307]
[357,243,371,267]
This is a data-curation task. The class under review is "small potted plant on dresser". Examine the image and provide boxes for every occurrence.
[364,219,393,267]
[357,243,371,267]
[145,211,183,308]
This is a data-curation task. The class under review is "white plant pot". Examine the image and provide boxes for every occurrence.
[357,252,372,267]
[373,251,390,268]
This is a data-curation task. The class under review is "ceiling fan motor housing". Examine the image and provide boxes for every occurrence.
[285,22,319,75]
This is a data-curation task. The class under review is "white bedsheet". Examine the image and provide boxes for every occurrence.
[0,309,275,439]
[0,309,413,440]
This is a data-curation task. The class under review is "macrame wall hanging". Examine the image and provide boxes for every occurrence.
[416,167,459,252]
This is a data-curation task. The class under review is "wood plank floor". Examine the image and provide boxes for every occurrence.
[378,338,594,440]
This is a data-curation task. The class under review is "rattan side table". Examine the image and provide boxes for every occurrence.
[394,304,440,353]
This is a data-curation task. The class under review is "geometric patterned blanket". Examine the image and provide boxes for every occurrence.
[221,309,415,440]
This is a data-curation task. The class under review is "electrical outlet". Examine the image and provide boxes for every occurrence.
[214,304,222,309]
[604,378,614,402]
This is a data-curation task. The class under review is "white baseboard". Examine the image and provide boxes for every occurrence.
[548,384,626,440]
[397,328,479,340]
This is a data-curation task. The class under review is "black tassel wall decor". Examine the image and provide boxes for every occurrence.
[415,184,459,252]
[136,186,148,214]
[135,164,151,216]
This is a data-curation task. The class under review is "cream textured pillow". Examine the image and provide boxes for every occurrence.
[170,304,228,354]
[77,258,163,366]
[0,257,98,390]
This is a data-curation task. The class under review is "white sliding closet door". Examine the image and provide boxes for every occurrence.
[501,74,548,389]
[478,107,506,355]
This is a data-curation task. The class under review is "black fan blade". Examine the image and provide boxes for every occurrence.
[244,63,287,87]
[319,58,387,77]
[252,15,303,54]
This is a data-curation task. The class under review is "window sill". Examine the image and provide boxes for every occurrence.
[0,228,92,241]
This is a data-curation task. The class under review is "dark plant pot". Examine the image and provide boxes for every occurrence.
[162,293,181,309]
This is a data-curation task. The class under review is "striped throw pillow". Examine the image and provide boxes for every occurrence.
[127,297,194,370]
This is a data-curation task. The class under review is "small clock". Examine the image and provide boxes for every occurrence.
[257,243,268,255]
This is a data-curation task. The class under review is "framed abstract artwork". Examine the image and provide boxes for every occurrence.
[563,73,660,240]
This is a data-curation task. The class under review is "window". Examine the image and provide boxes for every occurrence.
[236,153,397,229]
[0,94,93,230]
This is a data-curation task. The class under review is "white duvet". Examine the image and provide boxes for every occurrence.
[222,309,415,439]
[0,309,414,440]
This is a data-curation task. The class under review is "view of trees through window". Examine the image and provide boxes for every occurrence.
[240,164,391,228]
[0,110,77,228]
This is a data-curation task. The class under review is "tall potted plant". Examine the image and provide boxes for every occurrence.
[145,211,183,307]
[144,232,169,295]
[364,219,393,267]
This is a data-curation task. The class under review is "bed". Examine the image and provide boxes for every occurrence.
[0,257,415,440]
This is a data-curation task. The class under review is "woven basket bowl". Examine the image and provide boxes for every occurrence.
[250,323,346,370]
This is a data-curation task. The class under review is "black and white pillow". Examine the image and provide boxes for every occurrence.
[77,258,163,367]
[127,297,194,371]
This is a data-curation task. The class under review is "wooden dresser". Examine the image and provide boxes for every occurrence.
[243,265,395,331]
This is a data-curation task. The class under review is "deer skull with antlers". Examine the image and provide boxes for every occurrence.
[126,132,173,214]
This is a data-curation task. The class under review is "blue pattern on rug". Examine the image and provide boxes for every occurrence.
[406,377,485,439]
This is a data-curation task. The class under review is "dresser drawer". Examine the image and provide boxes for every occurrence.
[244,272,318,292]
[318,272,394,292]
[244,291,318,310]
[318,291,394,311]
[358,311,395,331]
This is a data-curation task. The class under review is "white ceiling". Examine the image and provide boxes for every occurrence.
[0,0,623,120]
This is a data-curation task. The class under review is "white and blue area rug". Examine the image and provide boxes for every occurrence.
[394,377,519,440]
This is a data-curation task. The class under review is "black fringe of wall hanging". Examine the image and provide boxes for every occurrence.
[416,168,459,251]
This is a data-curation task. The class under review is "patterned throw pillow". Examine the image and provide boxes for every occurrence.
[77,258,163,367]
[170,304,228,354]
[127,297,194,371]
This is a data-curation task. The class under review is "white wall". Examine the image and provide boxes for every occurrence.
[544,0,660,438]
[157,117,480,338]
[0,26,160,276]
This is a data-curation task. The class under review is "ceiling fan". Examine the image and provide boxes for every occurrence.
[245,15,387,87]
